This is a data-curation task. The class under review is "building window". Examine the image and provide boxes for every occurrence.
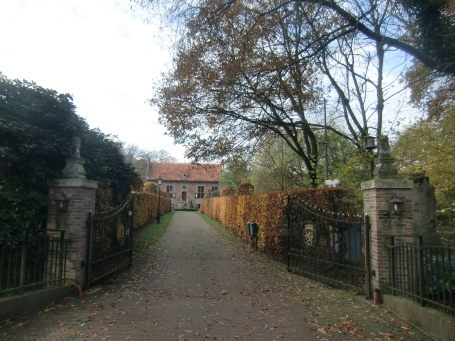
[212,186,218,192]
[196,186,205,198]
[166,185,173,194]
[183,185,186,189]
[182,173,188,180]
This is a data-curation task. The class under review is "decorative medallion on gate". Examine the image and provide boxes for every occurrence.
[301,221,318,250]
[285,195,369,295]
[86,196,133,288]
[117,220,126,246]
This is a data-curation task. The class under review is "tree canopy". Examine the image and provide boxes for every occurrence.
[135,0,455,189]
[122,143,177,180]
[147,0,417,186]
[137,0,455,75]
[0,76,138,228]
[394,108,455,222]
[400,0,455,70]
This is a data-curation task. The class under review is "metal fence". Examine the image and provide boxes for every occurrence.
[387,234,455,315]
[0,227,67,298]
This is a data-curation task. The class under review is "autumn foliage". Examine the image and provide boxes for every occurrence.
[142,182,157,193]
[237,180,254,196]
[96,181,171,228]
[200,187,357,258]
[221,186,235,196]
[132,191,171,228]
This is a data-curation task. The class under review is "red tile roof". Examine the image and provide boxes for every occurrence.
[147,163,222,183]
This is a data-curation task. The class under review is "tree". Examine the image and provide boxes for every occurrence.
[219,157,251,191]
[400,1,455,125]
[122,144,177,180]
[400,0,455,69]
[153,1,326,186]
[136,0,455,74]
[122,143,144,164]
[146,0,420,187]
[249,129,370,194]
[394,113,455,220]
[315,129,371,188]
[0,76,138,228]
[250,136,309,193]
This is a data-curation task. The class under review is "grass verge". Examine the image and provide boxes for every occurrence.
[197,212,245,248]
[133,212,175,251]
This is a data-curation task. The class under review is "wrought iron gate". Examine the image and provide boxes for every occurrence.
[86,197,133,288]
[286,197,371,296]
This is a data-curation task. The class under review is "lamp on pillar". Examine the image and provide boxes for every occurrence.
[389,195,404,215]
[55,193,70,213]
[364,136,377,180]
[157,175,162,224]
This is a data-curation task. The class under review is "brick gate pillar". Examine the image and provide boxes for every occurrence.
[361,179,413,294]
[47,137,98,286]
[361,135,415,297]
[47,179,98,286]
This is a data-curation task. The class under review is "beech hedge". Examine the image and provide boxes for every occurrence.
[132,191,171,228]
[200,187,357,258]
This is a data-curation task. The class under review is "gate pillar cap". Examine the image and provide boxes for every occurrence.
[361,179,413,190]
[55,178,98,189]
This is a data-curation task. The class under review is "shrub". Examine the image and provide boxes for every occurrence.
[237,180,254,195]
[143,182,157,193]
[200,187,357,259]
[132,176,144,192]
[96,185,114,212]
[221,186,235,196]
[0,76,138,228]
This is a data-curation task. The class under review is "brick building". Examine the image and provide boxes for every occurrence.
[146,162,222,209]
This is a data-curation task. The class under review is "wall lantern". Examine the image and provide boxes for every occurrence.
[55,193,70,212]
[389,195,404,215]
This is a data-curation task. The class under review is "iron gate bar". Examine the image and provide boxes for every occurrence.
[286,196,369,295]
[85,197,133,289]
[86,211,94,289]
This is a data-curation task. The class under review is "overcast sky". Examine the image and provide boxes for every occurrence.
[0,0,187,161]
